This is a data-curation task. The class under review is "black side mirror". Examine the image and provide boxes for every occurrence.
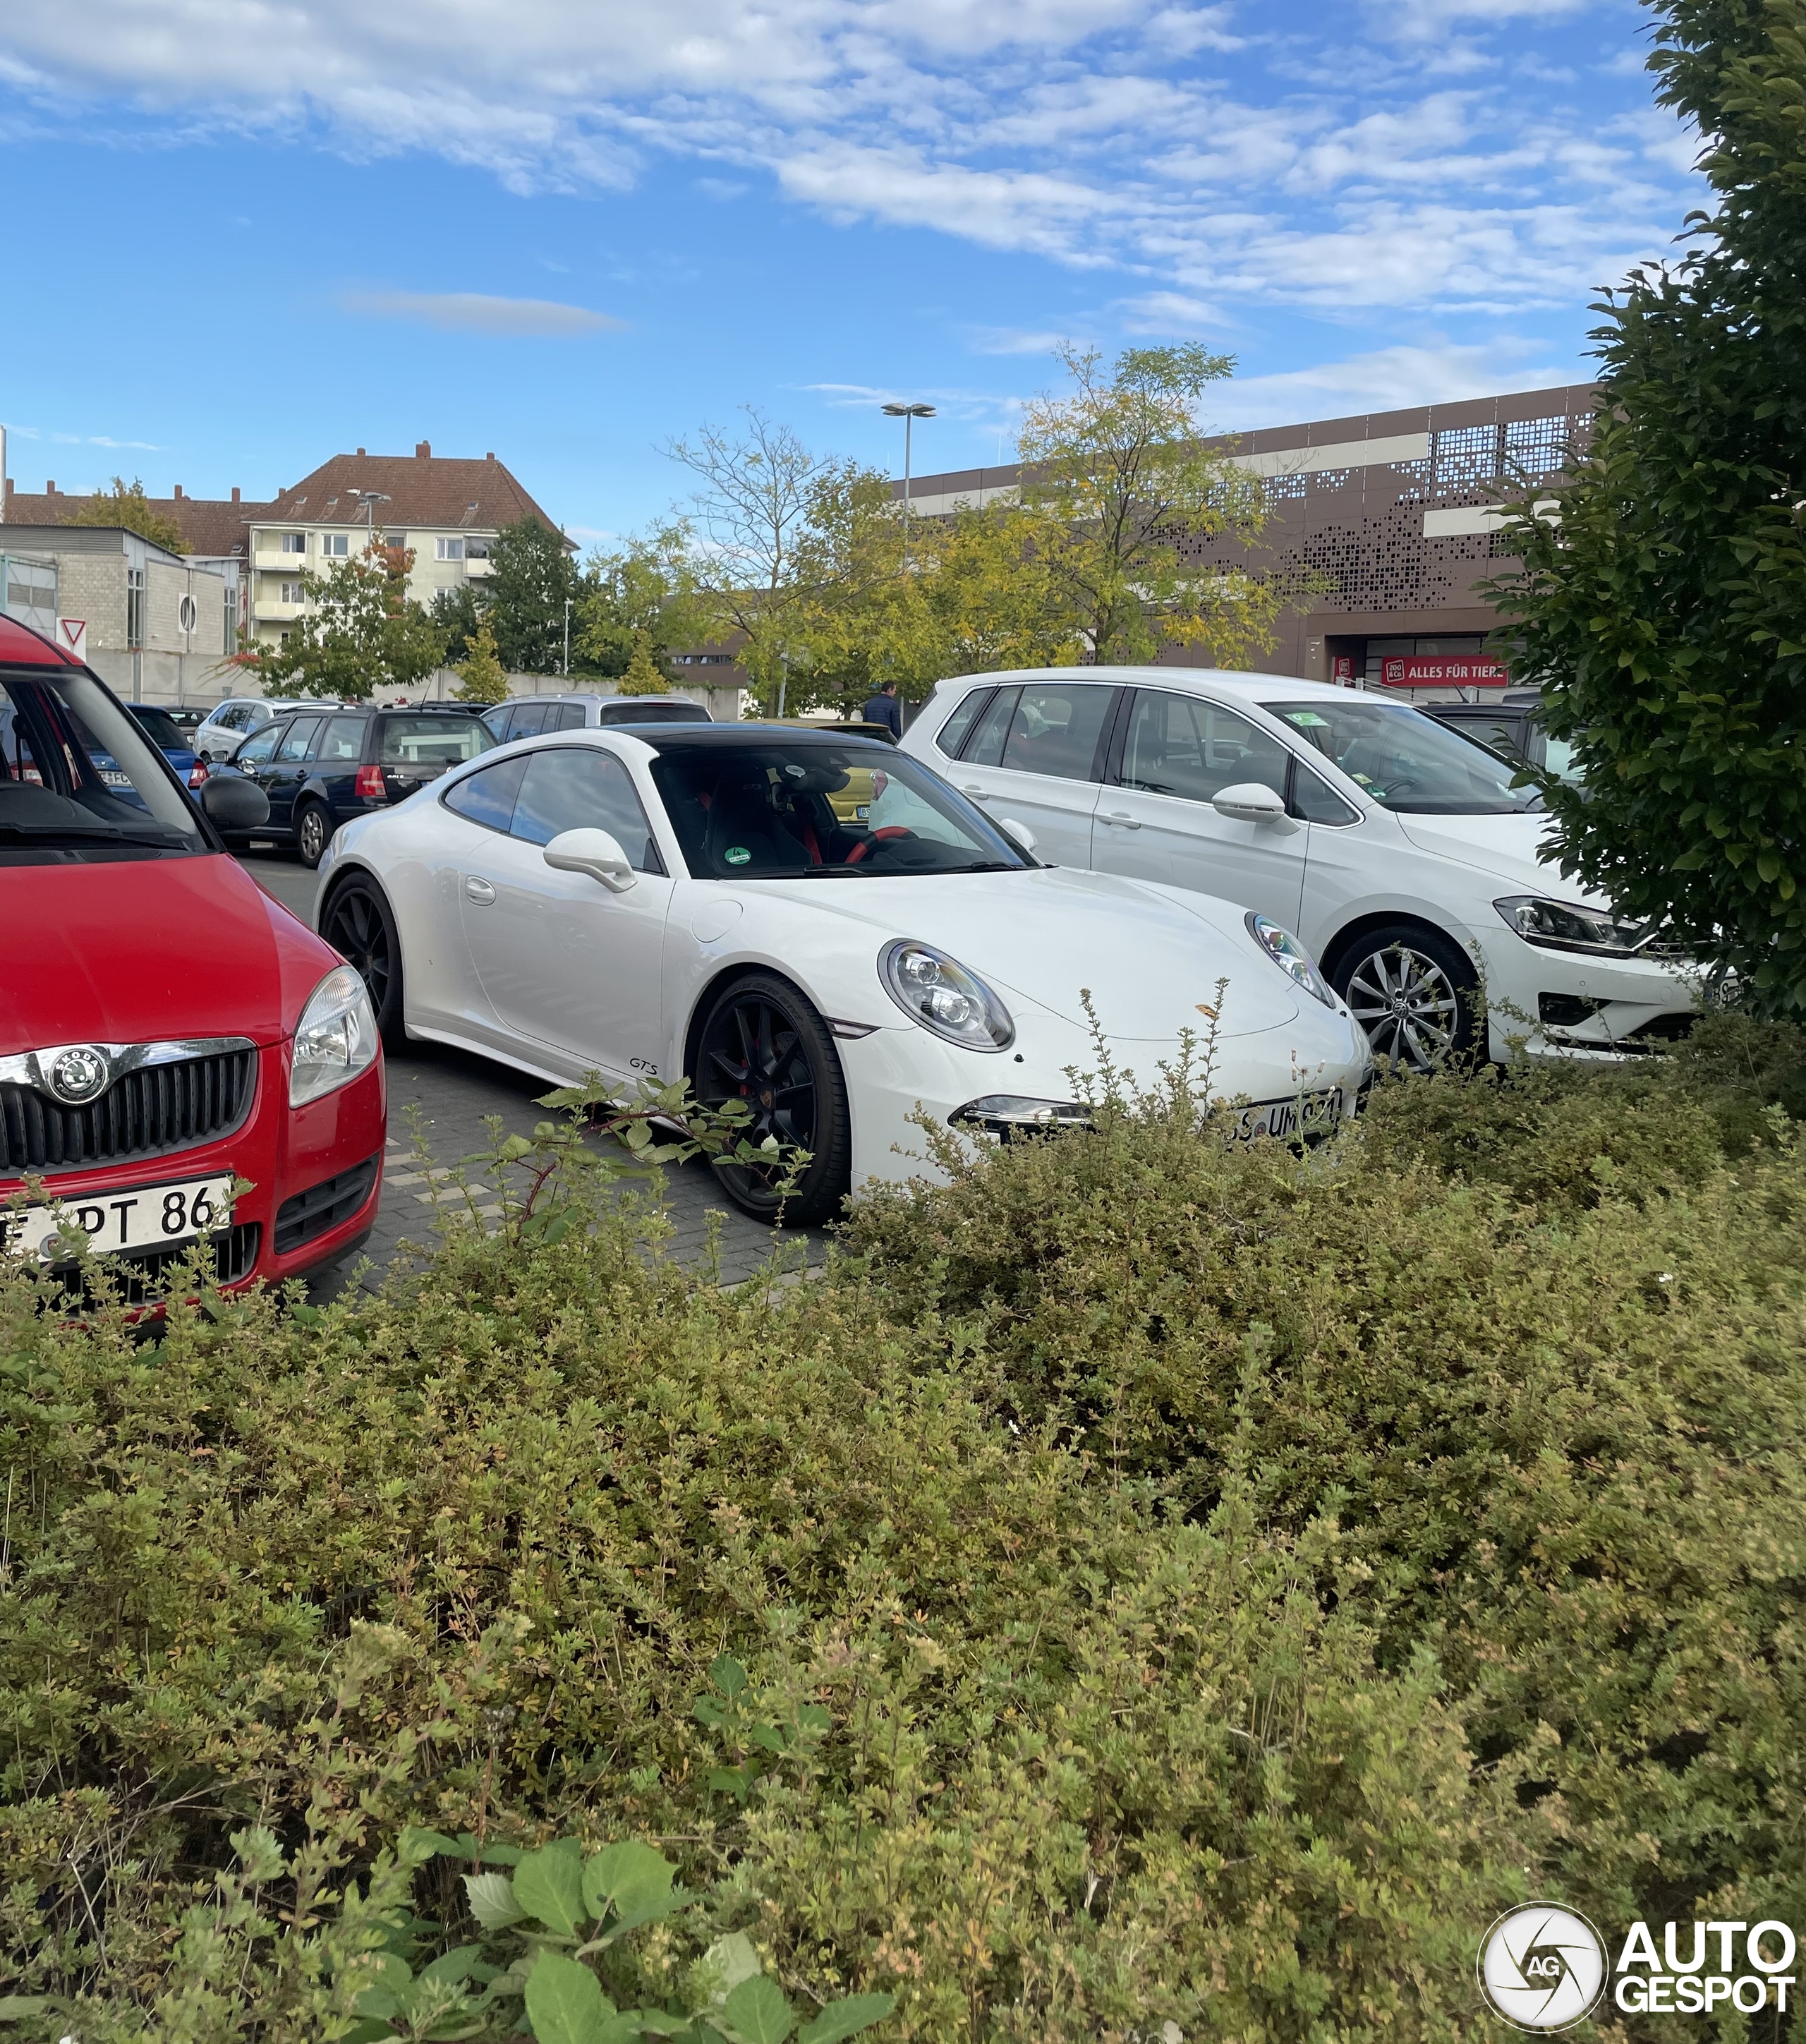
[200,774,271,830]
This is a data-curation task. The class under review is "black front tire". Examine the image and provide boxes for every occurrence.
[319,873,408,1050]
[692,972,852,1226]
[296,801,333,870]
[1328,921,1481,1073]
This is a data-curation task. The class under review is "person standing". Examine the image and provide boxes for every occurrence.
[863,679,903,738]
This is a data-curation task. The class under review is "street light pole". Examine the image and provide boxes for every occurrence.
[563,598,571,678]
[882,402,935,569]
[360,492,390,551]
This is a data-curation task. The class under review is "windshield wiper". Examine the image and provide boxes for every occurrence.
[0,821,190,847]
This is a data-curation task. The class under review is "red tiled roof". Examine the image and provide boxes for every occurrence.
[1,483,271,557]
[260,443,562,536]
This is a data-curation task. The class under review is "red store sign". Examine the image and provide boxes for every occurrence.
[1381,654,1510,689]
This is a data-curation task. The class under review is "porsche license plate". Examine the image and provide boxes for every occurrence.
[1231,1091,1343,1144]
[1,1173,234,1262]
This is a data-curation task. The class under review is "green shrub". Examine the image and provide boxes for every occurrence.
[4,1034,1806,2038]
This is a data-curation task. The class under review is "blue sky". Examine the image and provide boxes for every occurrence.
[0,0,1697,547]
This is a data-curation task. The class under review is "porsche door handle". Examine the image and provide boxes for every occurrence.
[1098,811,1142,829]
[464,875,497,905]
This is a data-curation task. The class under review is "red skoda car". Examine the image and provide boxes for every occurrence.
[0,617,384,1298]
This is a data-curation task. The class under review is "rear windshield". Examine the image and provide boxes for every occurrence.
[128,705,187,751]
[376,714,493,767]
[0,670,206,864]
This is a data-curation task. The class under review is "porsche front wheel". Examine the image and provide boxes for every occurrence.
[693,973,852,1226]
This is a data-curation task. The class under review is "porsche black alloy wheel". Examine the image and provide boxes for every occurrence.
[320,877,408,1049]
[693,972,851,1226]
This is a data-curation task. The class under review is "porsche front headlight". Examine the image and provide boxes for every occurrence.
[879,940,1014,1051]
[290,964,380,1106]
[1247,913,1337,1008]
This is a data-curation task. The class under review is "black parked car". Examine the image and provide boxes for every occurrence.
[1424,689,1582,787]
[225,703,495,866]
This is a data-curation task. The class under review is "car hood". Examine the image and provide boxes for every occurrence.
[744,864,1300,1039]
[1,853,337,1053]
[1393,809,1606,904]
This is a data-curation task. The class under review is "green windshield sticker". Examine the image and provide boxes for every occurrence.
[725,846,751,866]
[1285,710,1331,727]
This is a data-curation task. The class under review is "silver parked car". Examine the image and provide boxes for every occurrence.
[194,695,346,762]
[480,692,713,745]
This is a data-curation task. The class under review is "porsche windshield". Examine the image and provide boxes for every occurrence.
[0,670,205,862]
[1263,699,1539,815]
[648,739,1031,878]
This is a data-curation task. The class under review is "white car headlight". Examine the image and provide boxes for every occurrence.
[289,964,380,1107]
[880,940,1014,1051]
[1493,895,1654,956]
[1247,913,1337,1008]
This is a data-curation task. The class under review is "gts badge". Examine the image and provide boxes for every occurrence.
[629,1058,660,1075]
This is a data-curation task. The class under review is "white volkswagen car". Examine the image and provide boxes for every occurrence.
[899,670,1696,1069]
[312,723,1371,1223]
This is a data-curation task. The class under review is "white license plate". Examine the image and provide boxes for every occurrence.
[1,1173,234,1262]
[1231,1090,1343,1144]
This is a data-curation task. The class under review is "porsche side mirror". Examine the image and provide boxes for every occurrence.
[200,773,271,830]
[1211,781,1297,831]
[545,827,637,893]
[995,816,1037,855]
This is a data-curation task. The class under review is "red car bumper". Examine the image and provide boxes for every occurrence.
[4,1044,386,1298]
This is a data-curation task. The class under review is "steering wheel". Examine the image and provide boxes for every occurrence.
[844,826,916,866]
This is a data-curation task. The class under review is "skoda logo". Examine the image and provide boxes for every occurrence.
[1478,1904,1608,2031]
[46,1046,111,1105]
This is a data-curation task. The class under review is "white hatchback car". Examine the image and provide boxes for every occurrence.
[313,723,1371,1223]
[899,669,1696,1068]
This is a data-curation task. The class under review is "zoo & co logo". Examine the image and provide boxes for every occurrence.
[1477,1904,1608,2031]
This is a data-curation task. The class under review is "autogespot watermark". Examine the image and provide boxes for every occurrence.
[1477,1905,1798,2028]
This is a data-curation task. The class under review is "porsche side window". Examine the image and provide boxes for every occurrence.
[442,756,530,834]
[509,748,665,873]
[935,687,993,758]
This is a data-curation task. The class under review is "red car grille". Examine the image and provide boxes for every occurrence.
[0,1048,258,1175]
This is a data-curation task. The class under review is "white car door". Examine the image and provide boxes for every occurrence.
[941,680,1115,864]
[1091,687,1312,928]
[453,744,674,1080]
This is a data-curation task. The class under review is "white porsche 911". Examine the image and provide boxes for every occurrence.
[313,722,1373,1224]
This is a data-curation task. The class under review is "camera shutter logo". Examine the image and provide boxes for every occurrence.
[46,1046,111,1105]
[1478,1904,1608,2031]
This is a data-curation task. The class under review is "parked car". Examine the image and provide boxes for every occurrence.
[193,694,345,763]
[314,722,1371,1226]
[1424,689,1582,786]
[158,706,207,743]
[0,615,385,1300]
[125,702,210,791]
[898,668,1697,1069]
[765,719,899,823]
[227,703,496,867]
[482,693,713,746]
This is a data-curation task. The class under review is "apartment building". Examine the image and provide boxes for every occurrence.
[896,383,1596,696]
[246,442,562,647]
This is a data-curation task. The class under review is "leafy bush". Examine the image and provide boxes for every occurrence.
[4,1032,1806,2039]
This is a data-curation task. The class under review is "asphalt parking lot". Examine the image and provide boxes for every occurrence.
[238,848,825,1299]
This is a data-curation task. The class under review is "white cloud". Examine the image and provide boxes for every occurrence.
[339,291,624,336]
[1209,341,1578,430]
[0,0,1695,320]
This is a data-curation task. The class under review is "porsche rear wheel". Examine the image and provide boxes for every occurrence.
[693,972,851,1226]
[320,874,408,1051]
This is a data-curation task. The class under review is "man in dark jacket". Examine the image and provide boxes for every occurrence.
[862,679,903,738]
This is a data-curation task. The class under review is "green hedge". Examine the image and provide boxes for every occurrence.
[4,1020,1805,2040]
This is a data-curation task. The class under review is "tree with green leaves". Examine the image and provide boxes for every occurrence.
[486,516,579,675]
[70,476,188,555]
[575,528,708,681]
[430,582,483,666]
[244,544,446,702]
[1494,0,1806,1008]
[453,617,508,705]
[1014,342,1280,665]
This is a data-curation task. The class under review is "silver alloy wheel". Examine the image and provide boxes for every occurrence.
[298,805,329,866]
[1345,941,1462,1072]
